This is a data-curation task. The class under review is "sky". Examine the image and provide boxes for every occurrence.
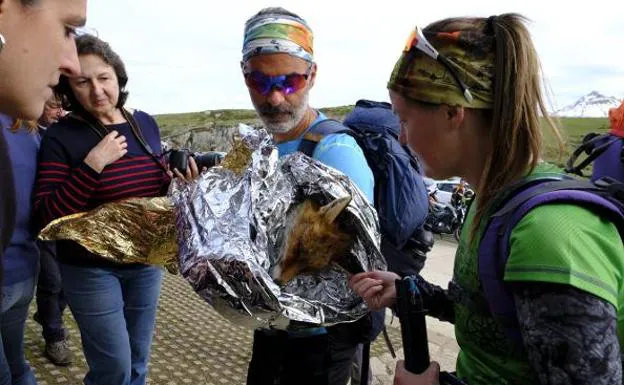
[85,0,624,115]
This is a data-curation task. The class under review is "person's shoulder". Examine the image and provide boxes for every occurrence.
[315,119,359,151]
[316,132,368,163]
[45,115,82,138]
[505,202,624,305]
[131,108,160,128]
[308,116,367,161]
[512,203,621,247]
[130,108,151,120]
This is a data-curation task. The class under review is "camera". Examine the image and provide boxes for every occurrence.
[167,149,225,174]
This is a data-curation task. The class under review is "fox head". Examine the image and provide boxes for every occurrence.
[272,196,354,284]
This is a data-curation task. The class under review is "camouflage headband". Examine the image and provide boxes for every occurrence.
[388,28,495,109]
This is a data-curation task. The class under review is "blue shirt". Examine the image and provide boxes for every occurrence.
[277,112,374,202]
[2,123,40,285]
[277,112,374,336]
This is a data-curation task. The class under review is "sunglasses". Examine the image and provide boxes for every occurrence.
[244,65,312,96]
[403,27,473,103]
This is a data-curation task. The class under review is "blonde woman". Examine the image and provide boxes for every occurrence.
[351,14,624,385]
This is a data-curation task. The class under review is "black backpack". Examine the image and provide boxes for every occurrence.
[566,131,624,182]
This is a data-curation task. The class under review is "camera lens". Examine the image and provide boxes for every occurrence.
[194,152,225,169]
[168,149,189,173]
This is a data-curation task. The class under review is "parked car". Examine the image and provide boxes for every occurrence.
[424,177,463,205]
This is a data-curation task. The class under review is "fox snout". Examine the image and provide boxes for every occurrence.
[271,264,284,282]
[271,262,302,285]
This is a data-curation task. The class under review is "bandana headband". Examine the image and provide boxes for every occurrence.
[242,16,314,63]
[388,26,496,108]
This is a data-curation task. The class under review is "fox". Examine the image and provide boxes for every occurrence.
[272,196,355,284]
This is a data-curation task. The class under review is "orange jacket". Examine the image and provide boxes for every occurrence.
[609,101,624,138]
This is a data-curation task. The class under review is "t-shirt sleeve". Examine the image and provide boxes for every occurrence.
[504,203,624,307]
[312,133,374,203]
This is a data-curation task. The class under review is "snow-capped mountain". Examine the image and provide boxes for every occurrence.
[554,91,622,118]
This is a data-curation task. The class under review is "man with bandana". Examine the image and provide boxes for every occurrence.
[241,7,376,385]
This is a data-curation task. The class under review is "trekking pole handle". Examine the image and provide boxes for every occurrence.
[395,277,430,374]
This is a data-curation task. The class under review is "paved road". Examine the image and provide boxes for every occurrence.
[370,238,459,384]
[24,238,459,385]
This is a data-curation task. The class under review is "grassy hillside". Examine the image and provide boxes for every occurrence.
[544,117,609,167]
[154,106,356,137]
[155,109,258,137]
[154,108,609,167]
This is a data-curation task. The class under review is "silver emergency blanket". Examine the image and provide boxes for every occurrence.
[169,125,387,329]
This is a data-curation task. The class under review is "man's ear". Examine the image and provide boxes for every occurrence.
[308,62,318,89]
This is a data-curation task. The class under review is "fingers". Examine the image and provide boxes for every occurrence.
[350,272,399,310]
[114,133,126,145]
[102,131,127,151]
[113,134,127,158]
[361,285,384,305]
[421,362,440,384]
[349,273,378,292]
[349,271,380,286]
[397,360,438,375]
[428,362,440,375]
[187,156,198,180]
[394,361,440,385]
[361,282,383,298]
[105,130,119,139]
[106,131,126,144]
[395,360,406,374]
[352,278,383,299]
[173,168,186,181]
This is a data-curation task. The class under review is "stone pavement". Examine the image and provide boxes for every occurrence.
[369,237,459,384]
[24,238,459,385]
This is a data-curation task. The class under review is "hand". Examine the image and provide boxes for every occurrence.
[84,131,127,173]
[167,155,205,182]
[394,361,440,385]
[349,271,400,311]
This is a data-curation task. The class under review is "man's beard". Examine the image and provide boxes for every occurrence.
[254,93,309,134]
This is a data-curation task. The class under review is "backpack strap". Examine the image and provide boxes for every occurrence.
[478,176,624,346]
[565,133,620,176]
[67,109,167,173]
[297,118,351,157]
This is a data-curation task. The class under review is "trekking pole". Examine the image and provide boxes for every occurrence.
[395,276,468,385]
[360,342,370,385]
[395,276,430,374]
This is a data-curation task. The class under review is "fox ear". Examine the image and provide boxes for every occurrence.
[319,196,351,223]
